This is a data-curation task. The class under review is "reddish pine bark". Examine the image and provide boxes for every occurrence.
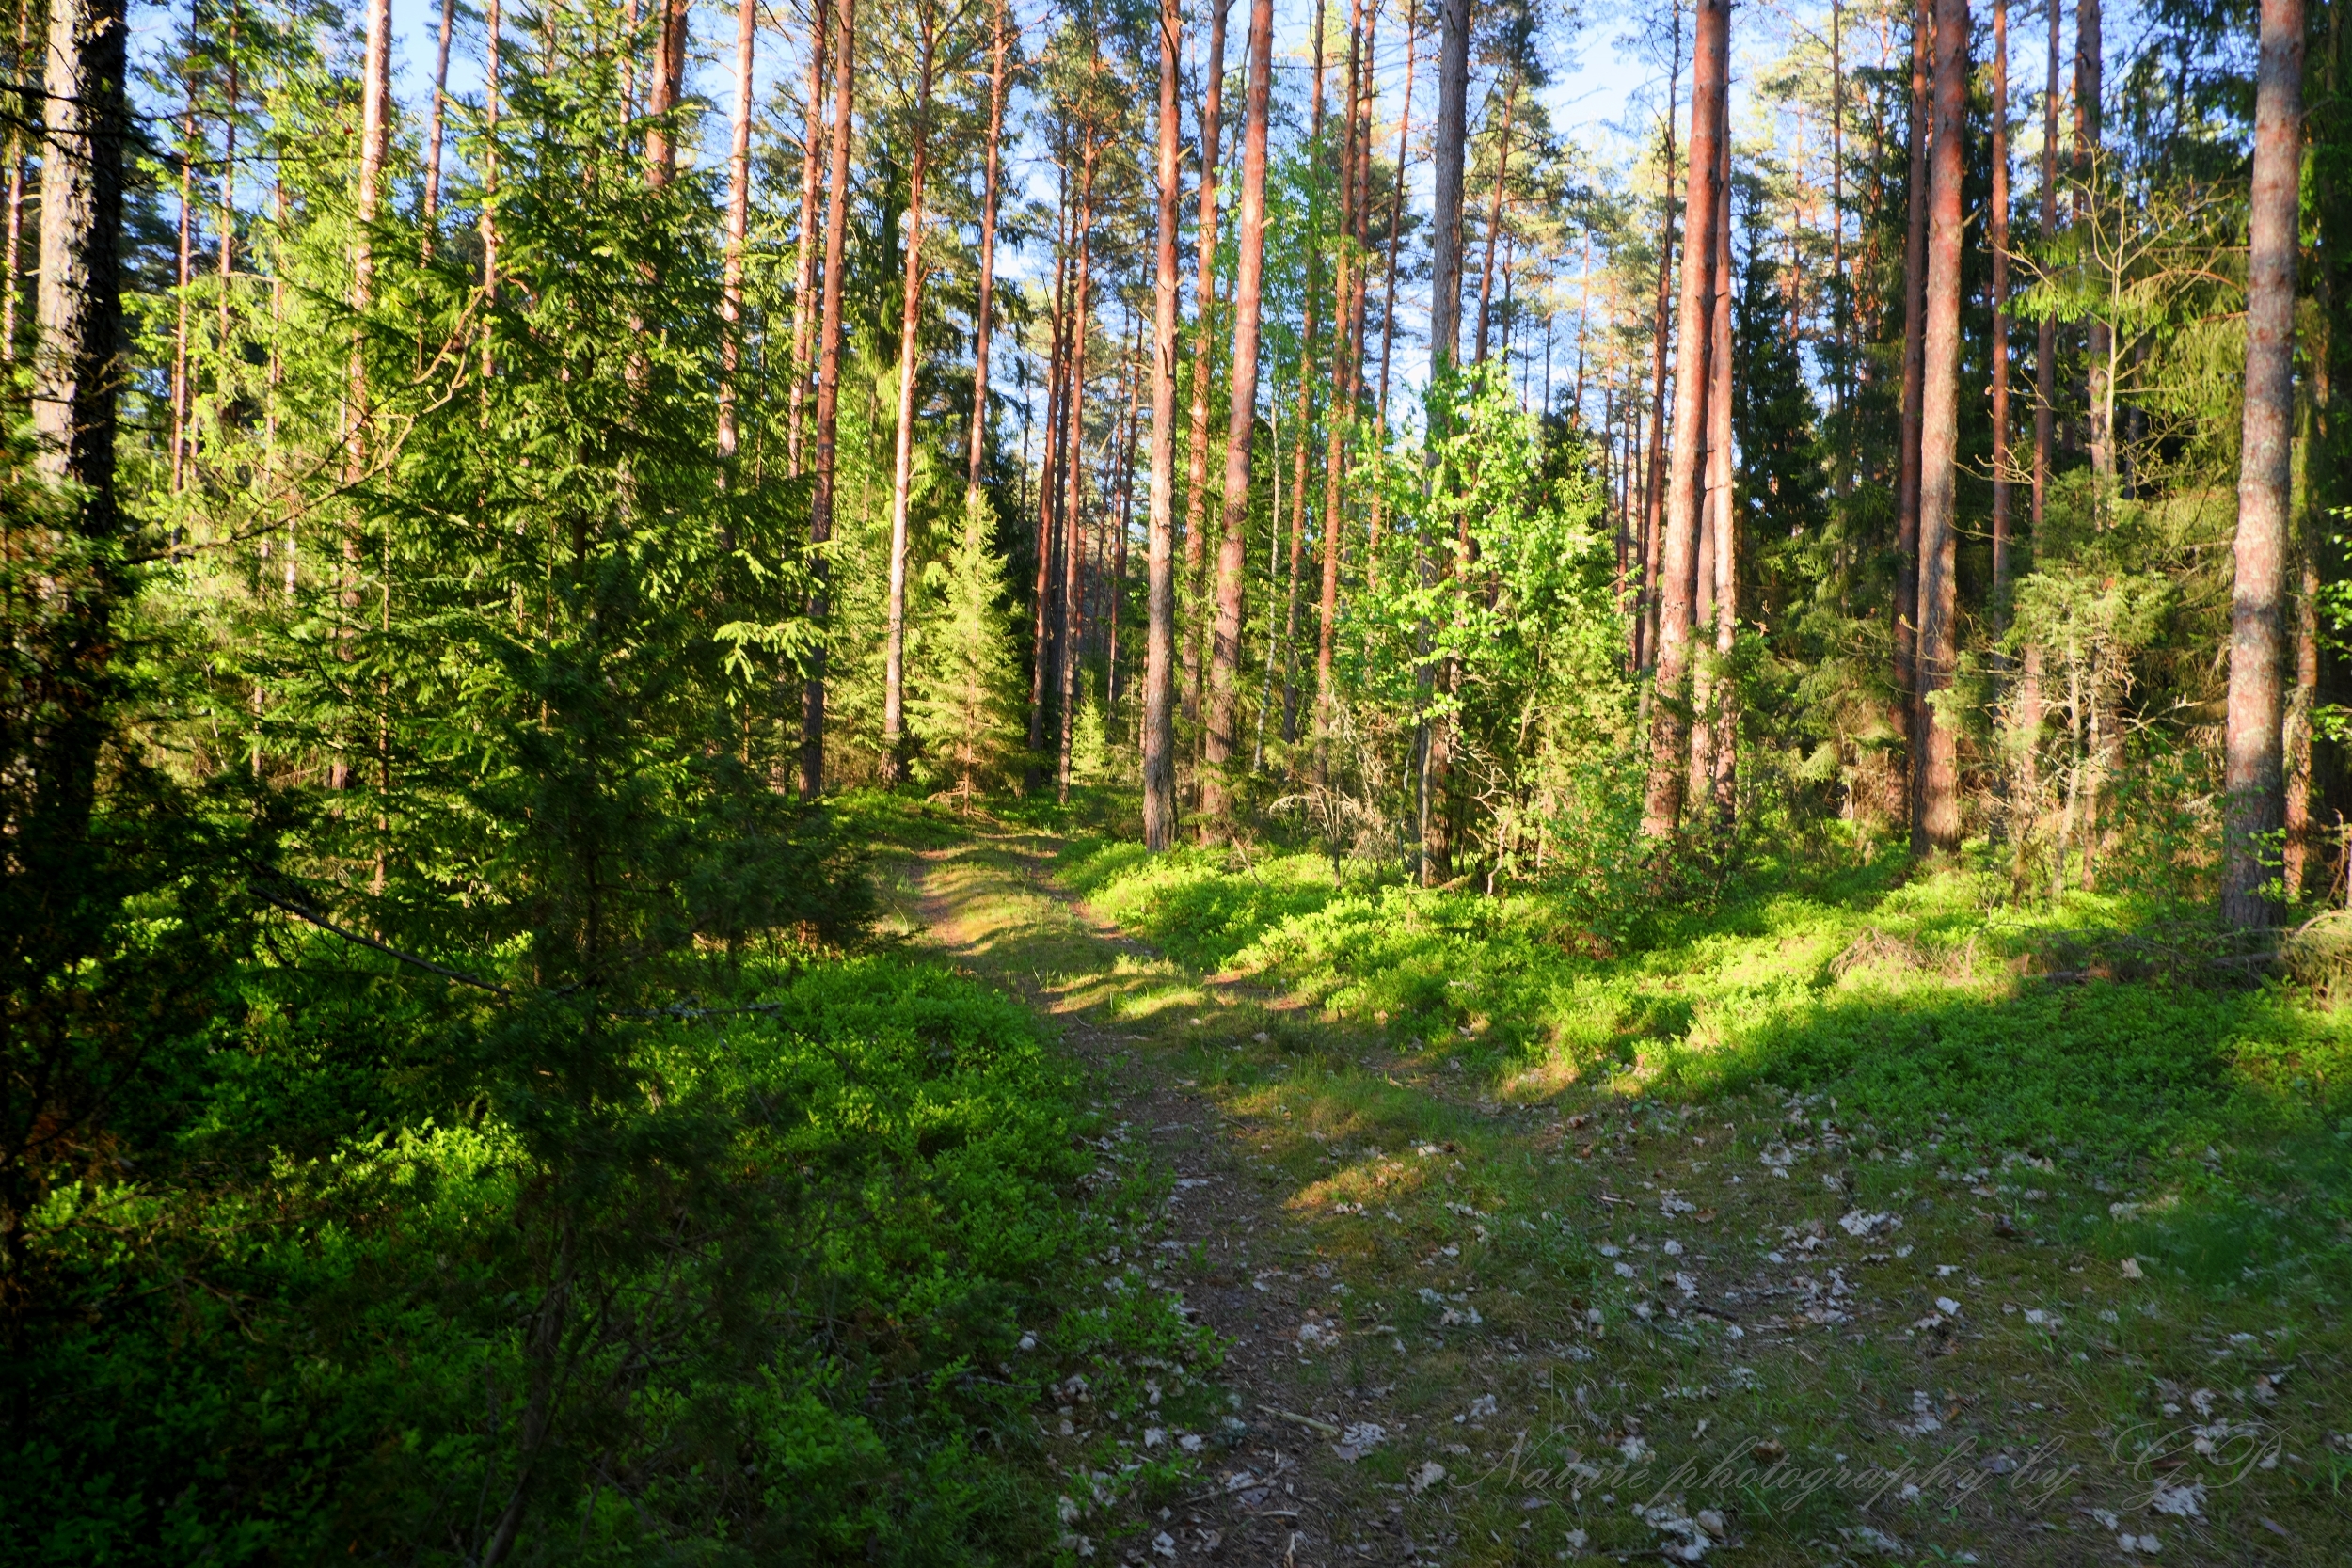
[1182,0,1232,733]
[882,11,942,784]
[1639,0,1726,841]
[1144,0,1184,847]
[967,0,1010,496]
[1200,0,1275,832]
[1893,0,1927,716]
[789,0,828,476]
[717,0,757,468]
[802,0,855,799]
[1912,0,1968,857]
[2223,0,2304,927]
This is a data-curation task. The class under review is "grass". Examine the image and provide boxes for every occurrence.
[866,809,2352,1564]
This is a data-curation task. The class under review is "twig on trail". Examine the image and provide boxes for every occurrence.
[1261,1405,1340,1436]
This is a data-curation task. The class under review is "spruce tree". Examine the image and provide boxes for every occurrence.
[912,496,1022,802]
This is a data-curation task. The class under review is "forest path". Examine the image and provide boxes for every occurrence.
[873,818,2299,1568]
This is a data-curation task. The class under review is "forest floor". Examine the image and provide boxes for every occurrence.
[870,811,2347,1568]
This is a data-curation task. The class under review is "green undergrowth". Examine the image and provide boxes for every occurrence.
[10,946,1212,1565]
[1057,836,2352,1298]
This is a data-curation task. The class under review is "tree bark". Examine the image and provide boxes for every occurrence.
[1144,0,1184,848]
[1280,0,1327,752]
[1912,0,1967,857]
[1689,135,1733,832]
[1314,0,1364,780]
[2222,0,2304,927]
[882,16,939,784]
[1369,0,1419,588]
[644,0,689,186]
[1640,0,1726,841]
[1059,132,1099,804]
[2077,0,2109,492]
[1472,73,1518,366]
[1989,0,2010,632]
[1425,0,1470,378]
[789,0,828,476]
[28,0,129,841]
[967,0,1009,496]
[1893,0,1927,714]
[1028,195,1071,784]
[2033,0,2056,539]
[1,0,32,363]
[717,0,757,468]
[1637,0,1683,673]
[1200,0,1275,833]
[171,85,194,494]
[421,0,455,255]
[1183,0,1232,733]
[803,0,855,799]
[1416,0,1472,879]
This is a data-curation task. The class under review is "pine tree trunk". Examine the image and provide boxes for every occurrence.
[421,0,455,255]
[2033,0,2056,537]
[789,0,828,476]
[215,8,237,362]
[967,0,1009,496]
[1426,0,1470,377]
[1912,0,1968,857]
[1059,136,1099,805]
[1637,0,1683,673]
[802,0,855,799]
[1028,198,1071,784]
[1472,74,1518,366]
[480,0,501,377]
[881,24,938,785]
[171,87,194,495]
[29,0,129,844]
[644,0,689,186]
[1280,0,1327,753]
[1314,0,1364,782]
[1708,319,1739,835]
[1369,0,1418,588]
[1894,0,1927,718]
[1989,0,2010,631]
[2223,0,2304,927]
[1183,0,1232,734]
[2077,0,2109,492]
[1640,0,1726,842]
[1200,0,1275,833]
[1685,140,1728,812]
[717,0,756,471]
[2286,535,2318,896]
[1417,0,1471,879]
[1144,0,1184,848]
[1,0,31,363]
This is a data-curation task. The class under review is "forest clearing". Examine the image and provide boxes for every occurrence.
[4,0,2351,1559]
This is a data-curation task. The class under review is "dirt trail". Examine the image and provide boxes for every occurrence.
[893,826,1406,1566]
[878,821,2326,1568]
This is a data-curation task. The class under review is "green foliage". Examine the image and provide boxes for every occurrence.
[913,495,1024,800]
[1058,839,2352,1179]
